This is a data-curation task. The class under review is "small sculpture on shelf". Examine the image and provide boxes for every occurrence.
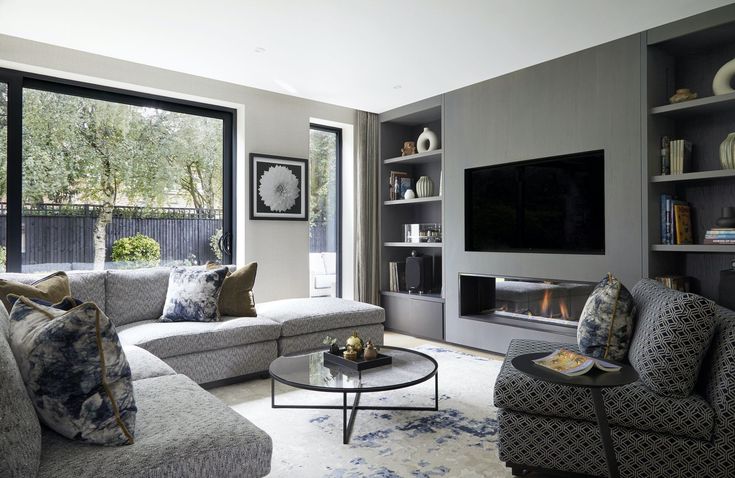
[323,335,340,355]
[713,57,735,95]
[346,331,363,353]
[401,141,417,156]
[363,340,379,360]
[669,88,698,104]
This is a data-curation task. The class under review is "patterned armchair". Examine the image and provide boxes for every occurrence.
[494,280,735,477]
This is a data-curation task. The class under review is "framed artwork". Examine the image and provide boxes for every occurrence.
[250,153,309,220]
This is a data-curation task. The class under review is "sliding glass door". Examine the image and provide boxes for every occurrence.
[0,68,235,272]
[0,81,6,271]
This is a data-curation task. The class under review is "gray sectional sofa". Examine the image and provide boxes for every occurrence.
[0,267,385,478]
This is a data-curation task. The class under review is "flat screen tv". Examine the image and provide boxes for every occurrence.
[465,150,605,254]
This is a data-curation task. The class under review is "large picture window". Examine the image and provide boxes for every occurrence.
[0,69,235,272]
[308,124,341,297]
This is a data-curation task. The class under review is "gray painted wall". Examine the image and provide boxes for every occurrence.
[0,34,356,302]
[443,34,643,352]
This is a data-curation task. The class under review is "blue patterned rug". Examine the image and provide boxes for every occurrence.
[211,345,510,477]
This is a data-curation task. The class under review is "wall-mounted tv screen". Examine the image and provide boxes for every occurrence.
[465,150,605,254]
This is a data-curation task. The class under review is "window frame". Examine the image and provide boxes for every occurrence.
[309,123,342,298]
[0,66,236,271]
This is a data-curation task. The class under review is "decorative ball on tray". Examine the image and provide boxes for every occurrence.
[343,345,358,361]
[364,340,378,360]
[346,331,363,353]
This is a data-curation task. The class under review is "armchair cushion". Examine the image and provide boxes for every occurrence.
[629,280,716,397]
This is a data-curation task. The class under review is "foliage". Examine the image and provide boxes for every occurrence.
[111,233,161,267]
[309,129,337,230]
[210,228,223,261]
[0,245,5,272]
[17,90,224,268]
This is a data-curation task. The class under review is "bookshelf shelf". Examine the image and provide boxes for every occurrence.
[650,91,735,118]
[384,242,443,248]
[651,169,735,183]
[384,149,442,165]
[384,196,441,205]
[651,244,735,253]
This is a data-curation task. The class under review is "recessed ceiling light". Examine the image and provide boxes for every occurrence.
[254,47,266,54]
[393,84,402,90]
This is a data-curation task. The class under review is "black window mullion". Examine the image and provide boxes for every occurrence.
[4,72,23,272]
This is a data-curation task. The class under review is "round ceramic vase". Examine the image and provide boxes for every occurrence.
[416,176,435,197]
[416,127,439,153]
[721,132,735,170]
[713,57,735,95]
[404,189,416,200]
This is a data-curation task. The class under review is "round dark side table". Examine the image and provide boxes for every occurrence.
[511,352,639,478]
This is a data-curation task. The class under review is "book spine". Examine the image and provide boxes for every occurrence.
[660,194,668,244]
[704,239,735,244]
[665,197,672,245]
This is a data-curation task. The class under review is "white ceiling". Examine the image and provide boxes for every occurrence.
[0,0,733,112]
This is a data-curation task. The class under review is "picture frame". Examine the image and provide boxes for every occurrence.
[250,153,309,220]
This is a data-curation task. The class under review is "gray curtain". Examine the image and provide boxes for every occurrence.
[354,111,380,305]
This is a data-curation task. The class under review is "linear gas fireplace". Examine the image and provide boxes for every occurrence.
[459,273,595,332]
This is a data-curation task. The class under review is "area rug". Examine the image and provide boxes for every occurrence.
[210,345,513,477]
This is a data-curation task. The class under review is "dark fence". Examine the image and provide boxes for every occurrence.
[0,203,222,268]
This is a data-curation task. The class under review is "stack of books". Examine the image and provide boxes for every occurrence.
[388,261,405,292]
[660,195,693,245]
[655,275,691,292]
[704,228,735,245]
[668,139,692,175]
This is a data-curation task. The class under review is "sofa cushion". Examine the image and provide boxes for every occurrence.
[117,316,282,359]
[0,271,70,312]
[161,266,228,323]
[0,309,41,478]
[629,279,716,397]
[123,345,177,381]
[37,374,272,478]
[9,297,137,446]
[207,262,258,317]
[258,297,385,337]
[494,338,715,441]
[106,267,171,327]
[577,273,637,361]
[67,271,107,313]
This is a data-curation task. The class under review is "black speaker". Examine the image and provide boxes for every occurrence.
[719,264,735,310]
[406,251,433,294]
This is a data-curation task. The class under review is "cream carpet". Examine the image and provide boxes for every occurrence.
[210,345,512,478]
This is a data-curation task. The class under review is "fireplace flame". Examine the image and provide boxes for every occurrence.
[559,299,570,320]
[540,290,551,317]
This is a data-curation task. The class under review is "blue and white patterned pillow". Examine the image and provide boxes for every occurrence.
[8,296,136,446]
[160,266,228,322]
[577,273,637,361]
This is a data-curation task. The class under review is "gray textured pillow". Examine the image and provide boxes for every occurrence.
[629,279,716,397]
[160,266,228,322]
[8,297,136,446]
[577,273,637,361]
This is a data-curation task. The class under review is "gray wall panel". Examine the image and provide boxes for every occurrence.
[443,34,644,352]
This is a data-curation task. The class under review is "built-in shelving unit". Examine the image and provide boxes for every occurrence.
[379,96,445,341]
[644,14,735,299]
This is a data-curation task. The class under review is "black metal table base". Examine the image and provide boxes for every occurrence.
[271,373,439,444]
[590,388,619,478]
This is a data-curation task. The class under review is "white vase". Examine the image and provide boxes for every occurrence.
[713,57,735,95]
[416,176,434,198]
[416,127,440,153]
[403,189,416,200]
[721,132,735,170]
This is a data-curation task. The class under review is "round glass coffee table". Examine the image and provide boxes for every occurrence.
[269,346,438,444]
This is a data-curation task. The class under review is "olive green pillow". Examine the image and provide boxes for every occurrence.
[0,271,71,312]
[206,262,257,317]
